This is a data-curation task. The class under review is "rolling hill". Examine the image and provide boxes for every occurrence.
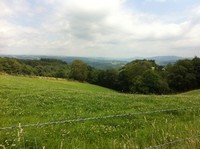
[0,74,200,148]
[0,55,189,69]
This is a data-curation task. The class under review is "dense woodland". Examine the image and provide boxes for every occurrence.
[0,57,200,94]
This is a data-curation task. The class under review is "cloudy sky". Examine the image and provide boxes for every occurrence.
[0,0,200,58]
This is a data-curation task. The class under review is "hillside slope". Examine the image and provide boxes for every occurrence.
[181,89,200,96]
[0,75,200,148]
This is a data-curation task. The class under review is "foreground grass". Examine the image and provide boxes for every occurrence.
[0,74,200,148]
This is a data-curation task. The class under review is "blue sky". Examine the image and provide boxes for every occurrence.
[0,0,200,57]
[126,0,199,14]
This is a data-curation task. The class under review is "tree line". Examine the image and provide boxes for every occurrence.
[0,57,200,94]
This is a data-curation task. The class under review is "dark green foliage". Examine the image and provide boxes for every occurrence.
[192,57,200,87]
[70,60,89,82]
[0,58,23,74]
[117,58,200,94]
[96,69,119,90]
[0,57,70,78]
[166,59,197,92]
[118,60,159,93]
[86,66,99,84]
[131,70,170,94]
[0,57,200,94]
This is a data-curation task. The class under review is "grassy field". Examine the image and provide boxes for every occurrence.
[0,74,200,149]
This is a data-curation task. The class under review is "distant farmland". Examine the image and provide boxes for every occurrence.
[0,74,200,148]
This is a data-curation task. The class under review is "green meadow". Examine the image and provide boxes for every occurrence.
[0,74,200,148]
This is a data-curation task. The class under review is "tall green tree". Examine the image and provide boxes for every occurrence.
[192,57,200,88]
[70,60,89,82]
[166,59,196,92]
[86,66,99,84]
[0,58,22,74]
[118,60,157,92]
[132,70,170,94]
[97,69,119,90]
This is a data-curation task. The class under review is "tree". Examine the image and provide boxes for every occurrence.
[0,58,23,74]
[86,66,99,84]
[192,57,200,88]
[96,69,119,90]
[70,60,89,82]
[131,70,170,94]
[118,60,157,92]
[166,59,196,92]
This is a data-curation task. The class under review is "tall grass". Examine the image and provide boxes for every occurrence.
[0,74,200,148]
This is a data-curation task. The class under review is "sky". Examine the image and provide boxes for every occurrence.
[0,0,200,58]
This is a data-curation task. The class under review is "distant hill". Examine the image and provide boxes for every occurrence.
[147,56,188,65]
[147,56,190,65]
[118,56,189,65]
[0,55,190,69]
[0,55,127,69]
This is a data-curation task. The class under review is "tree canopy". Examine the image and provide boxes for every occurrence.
[1,57,200,94]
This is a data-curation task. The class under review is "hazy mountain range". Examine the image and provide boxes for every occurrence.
[0,55,190,69]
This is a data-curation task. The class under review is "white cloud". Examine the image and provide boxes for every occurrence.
[145,0,167,2]
[0,0,200,57]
